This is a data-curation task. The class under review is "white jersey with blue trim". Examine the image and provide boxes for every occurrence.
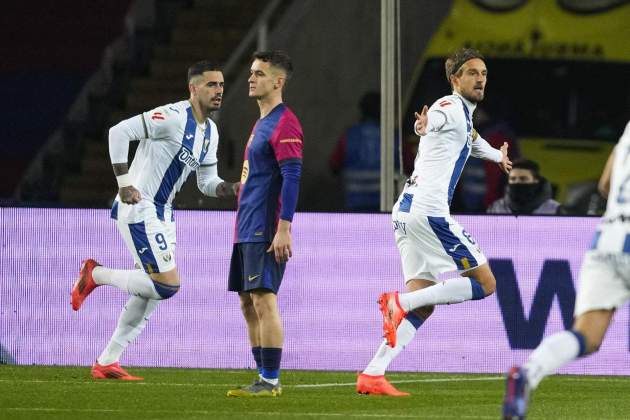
[115,100,219,223]
[593,121,630,253]
[400,93,475,216]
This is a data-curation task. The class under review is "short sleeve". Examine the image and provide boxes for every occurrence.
[270,114,304,163]
[427,97,460,131]
[141,106,180,140]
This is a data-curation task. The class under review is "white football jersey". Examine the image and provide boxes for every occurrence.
[114,100,219,223]
[593,121,630,253]
[399,94,475,216]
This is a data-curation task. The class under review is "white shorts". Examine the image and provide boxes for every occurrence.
[392,209,487,282]
[116,211,177,274]
[574,251,630,317]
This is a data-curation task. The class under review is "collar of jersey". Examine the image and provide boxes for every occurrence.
[452,92,477,114]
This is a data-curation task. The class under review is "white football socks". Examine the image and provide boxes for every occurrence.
[97,295,160,365]
[363,317,418,376]
[524,330,581,390]
[92,266,161,300]
[397,277,478,312]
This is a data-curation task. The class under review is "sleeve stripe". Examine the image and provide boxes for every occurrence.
[141,114,149,138]
[279,138,303,144]
[200,162,218,167]
[433,109,448,131]
[279,157,302,166]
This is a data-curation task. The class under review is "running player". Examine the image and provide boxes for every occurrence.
[70,61,238,380]
[226,51,303,398]
[502,121,630,419]
[357,48,512,396]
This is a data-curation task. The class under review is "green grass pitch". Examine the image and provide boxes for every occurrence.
[1,366,629,419]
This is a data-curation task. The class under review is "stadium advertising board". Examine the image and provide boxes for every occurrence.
[1,208,627,375]
[424,0,630,62]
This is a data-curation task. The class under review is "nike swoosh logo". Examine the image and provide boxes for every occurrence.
[448,244,462,253]
[248,274,261,282]
[138,247,148,254]
[186,134,193,140]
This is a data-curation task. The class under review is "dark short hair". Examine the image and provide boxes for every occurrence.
[252,50,293,80]
[187,61,222,83]
[512,158,541,179]
[444,48,484,83]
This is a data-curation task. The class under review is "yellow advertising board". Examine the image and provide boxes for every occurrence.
[424,0,630,62]
[409,0,629,205]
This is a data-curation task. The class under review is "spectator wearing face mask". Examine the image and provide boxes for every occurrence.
[487,159,560,215]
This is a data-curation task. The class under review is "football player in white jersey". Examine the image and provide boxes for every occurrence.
[70,61,239,380]
[502,121,630,419]
[357,48,512,396]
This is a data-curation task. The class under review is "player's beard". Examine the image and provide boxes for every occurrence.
[205,97,222,113]
[463,86,484,103]
[462,93,483,103]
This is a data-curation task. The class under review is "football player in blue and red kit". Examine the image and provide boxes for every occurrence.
[226,51,303,398]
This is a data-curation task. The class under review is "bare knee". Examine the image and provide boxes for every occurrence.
[239,294,257,320]
[573,310,614,355]
[479,274,496,296]
[150,269,180,286]
[572,328,602,355]
[464,264,496,296]
[252,298,272,318]
[585,340,602,355]
[251,291,279,320]
[405,279,437,320]
[149,269,180,299]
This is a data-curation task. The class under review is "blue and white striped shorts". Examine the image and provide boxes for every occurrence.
[116,214,177,275]
[392,208,486,282]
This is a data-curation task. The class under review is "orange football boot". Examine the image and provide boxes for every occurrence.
[71,259,101,311]
[356,373,410,396]
[91,361,143,380]
[378,291,407,347]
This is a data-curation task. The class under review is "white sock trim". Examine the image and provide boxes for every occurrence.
[525,330,580,389]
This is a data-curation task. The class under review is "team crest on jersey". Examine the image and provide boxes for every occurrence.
[240,160,249,184]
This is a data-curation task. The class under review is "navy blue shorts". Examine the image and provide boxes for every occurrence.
[228,242,286,294]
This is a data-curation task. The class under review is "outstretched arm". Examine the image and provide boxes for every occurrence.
[498,142,512,174]
[413,105,447,136]
[470,133,512,174]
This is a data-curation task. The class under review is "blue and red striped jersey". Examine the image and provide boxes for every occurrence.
[235,103,304,243]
